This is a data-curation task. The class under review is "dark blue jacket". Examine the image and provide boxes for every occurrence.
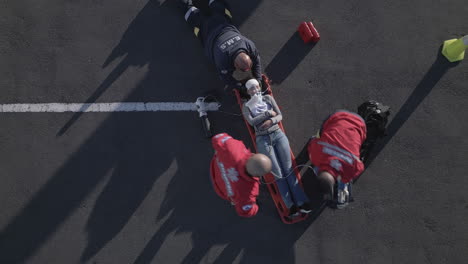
[202,22,262,86]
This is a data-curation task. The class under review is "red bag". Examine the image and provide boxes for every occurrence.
[298,22,320,43]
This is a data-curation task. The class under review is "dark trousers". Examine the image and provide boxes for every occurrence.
[185,0,232,44]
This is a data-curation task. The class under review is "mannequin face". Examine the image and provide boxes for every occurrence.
[247,84,260,96]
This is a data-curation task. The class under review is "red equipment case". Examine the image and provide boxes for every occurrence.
[298,22,320,43]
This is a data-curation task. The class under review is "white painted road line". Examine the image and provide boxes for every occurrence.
[0,102,220,112]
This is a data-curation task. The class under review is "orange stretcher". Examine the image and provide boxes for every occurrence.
[233,75,308,224]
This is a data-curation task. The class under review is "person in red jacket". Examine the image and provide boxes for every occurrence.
[210,133,272,217]
[308,110,367,209]
[308,102,390,209]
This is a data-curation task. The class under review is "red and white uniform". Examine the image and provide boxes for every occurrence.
[308,111,367,183]
[210,133,260,217]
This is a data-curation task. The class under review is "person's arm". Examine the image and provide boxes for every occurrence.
[234,203,259,217]
[251,49,262,82]
[265,96,282,124]
[247,39,262,81]
[234,180,259,218]
[210,157,228,200]
[211,133,232,152]
[242,103,272,126]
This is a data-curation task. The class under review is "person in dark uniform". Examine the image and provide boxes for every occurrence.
[182,0,263,89]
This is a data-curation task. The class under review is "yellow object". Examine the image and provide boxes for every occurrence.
[442,35,468,62]
[194,27,200,37]
[224,8,232,18]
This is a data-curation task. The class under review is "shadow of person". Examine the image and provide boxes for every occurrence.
[132,138,326,264]
[78,1,270,262]
[56,0,160,136]
[78,111,221,263]
[56,0,215,137]
[132,170,314,264]
[0,111,205,264]
[0,1,218,263]
[1,1,309,263]
[364,47,461,168]
[57,0,264,137]
[265,32,316,84]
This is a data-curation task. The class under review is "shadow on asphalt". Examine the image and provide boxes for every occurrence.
[265,32,316,84]
[132,153,326,264]
[364,47,461,168]
[132,163,326,264]
[0,0,329,263]
[56,0,263,137]
[56,0,174,136]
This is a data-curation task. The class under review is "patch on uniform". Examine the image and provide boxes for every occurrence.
[242,204,253,211]
[330,159,343,171]
[221,69,228,74]
[219,36,241,50]
[221,136,231,144]
[226,168,239,182]
[214,133,225,138]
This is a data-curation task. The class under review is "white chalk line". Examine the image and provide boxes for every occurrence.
[0,102,220,113]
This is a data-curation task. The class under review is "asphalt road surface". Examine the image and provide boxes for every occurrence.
[1,0,468,263]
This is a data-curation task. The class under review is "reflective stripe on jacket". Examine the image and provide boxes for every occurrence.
[308,111,366,183]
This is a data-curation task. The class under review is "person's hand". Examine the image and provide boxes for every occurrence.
[269,110,277,117]
[260,119,273,130]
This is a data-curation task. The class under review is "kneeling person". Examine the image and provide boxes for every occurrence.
[308,103,389,209]
[210,133,272,217]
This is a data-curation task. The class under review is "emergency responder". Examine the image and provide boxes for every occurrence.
[308,110,366,209]
[181,0,263,89]
[210,133,272,217]
[308,102,389,209]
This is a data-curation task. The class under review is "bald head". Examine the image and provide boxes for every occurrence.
[234,52,252,72]
[246,153,272,177]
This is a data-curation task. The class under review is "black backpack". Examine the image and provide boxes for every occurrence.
[358,100,390,137]
[358,100,391,162]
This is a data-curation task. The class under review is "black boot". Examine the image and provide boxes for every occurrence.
[287,205,300,218]
[299,203,312,214]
